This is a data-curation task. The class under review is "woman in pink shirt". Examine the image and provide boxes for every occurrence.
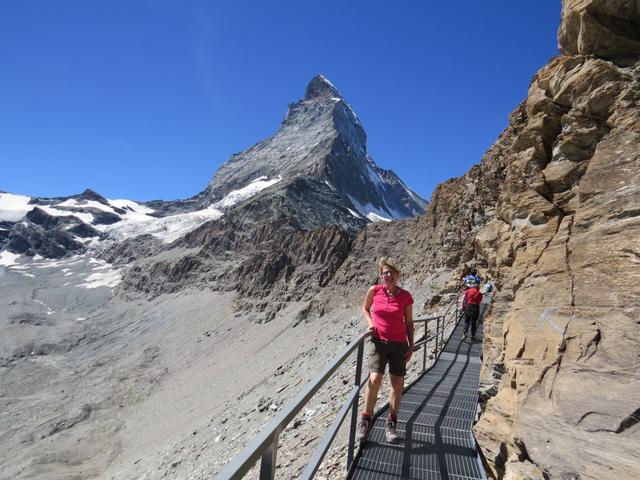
[357,258,414,443]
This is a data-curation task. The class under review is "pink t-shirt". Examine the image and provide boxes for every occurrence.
[371,284,414,343]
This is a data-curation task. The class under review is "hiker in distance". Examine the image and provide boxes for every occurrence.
[462,278,483,341]
[357,258,415,443]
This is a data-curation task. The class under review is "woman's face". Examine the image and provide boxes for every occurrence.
[380,266,398,285]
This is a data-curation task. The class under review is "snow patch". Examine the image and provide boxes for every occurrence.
[57,198,115,213]
[366,163,383,186]
[366,212,392,222]
[102,207,223,243]
[347,195,394,223]
[79,268,121,289]
[0,193,33,221]
[108,199,155,215]
[34,298,54,316]
[0,250,20,266]
[347,208,363,219]
[33,256,85,269]
[212,176,282,210]
[38,205,95,224]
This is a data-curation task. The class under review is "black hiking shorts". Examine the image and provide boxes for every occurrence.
[368,338,408,377]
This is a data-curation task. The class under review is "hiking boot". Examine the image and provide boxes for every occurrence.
[462,331,468,339]
[385,417,398,442]
[356,414,372,442]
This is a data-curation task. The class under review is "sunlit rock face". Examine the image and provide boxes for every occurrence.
[474,1,640,478]
[558,0,640,62]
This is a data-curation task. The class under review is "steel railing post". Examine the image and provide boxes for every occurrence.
[260,438,278,480]
[346,340,365,474]
[435,316,440,355]
[422,319,427,373]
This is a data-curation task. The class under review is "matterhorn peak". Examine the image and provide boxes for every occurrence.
[202,74,427,226]
[304,74,342,100]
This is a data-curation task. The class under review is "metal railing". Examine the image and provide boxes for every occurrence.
[215,293,461,480]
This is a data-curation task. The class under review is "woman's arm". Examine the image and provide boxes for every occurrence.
[362,286,376,332]
[404,303,414,361]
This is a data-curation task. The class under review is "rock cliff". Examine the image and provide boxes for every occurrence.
[471,1,640,478]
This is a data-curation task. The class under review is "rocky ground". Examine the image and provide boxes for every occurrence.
[0,254,455,480]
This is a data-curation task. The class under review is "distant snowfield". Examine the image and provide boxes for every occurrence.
[0,193,33,221]
[212,176,281,210]
[79,262,122,288]
[0,177,280,247]
[0,177,285,283]
[103,206,223,243]
[0,250,20,267]
[2,253,123,290]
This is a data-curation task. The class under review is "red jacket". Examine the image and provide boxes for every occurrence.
[464,287,483,306]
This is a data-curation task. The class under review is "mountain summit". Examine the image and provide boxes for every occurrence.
[304,74,342,100]
[200,74,427,227]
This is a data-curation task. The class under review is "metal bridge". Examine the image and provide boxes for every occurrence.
[216,294,487,480]
[349,320,485,480]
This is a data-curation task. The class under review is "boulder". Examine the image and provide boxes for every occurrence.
[558,0,640,62]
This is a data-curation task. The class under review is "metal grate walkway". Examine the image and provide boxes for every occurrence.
[348,320,486,480]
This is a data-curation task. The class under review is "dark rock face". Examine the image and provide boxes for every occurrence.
[3,207,110,258]
[0,221,11,247]
[121,203,358,322]
[8,221,86,258]
[96,234,164,267]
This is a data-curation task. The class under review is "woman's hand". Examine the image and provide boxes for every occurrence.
[404,347,413,363]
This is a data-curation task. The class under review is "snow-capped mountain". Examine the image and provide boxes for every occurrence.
[0,75,426,263]
[0,190,221,259]
[200,75,427,224]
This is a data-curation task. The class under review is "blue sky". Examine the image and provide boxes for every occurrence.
[0,1,561,202]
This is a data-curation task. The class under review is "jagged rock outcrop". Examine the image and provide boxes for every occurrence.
[121,208,357,322]
[558,0,640,62]
[471,2,640,478]
[7,208,97,258]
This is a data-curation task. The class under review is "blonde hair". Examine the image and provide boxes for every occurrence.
[378,257,400,276]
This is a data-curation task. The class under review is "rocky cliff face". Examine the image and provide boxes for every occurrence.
[471,2,640,478]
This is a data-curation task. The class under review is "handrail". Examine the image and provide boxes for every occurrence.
[215,290,462,480]
[215,331,371,480]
